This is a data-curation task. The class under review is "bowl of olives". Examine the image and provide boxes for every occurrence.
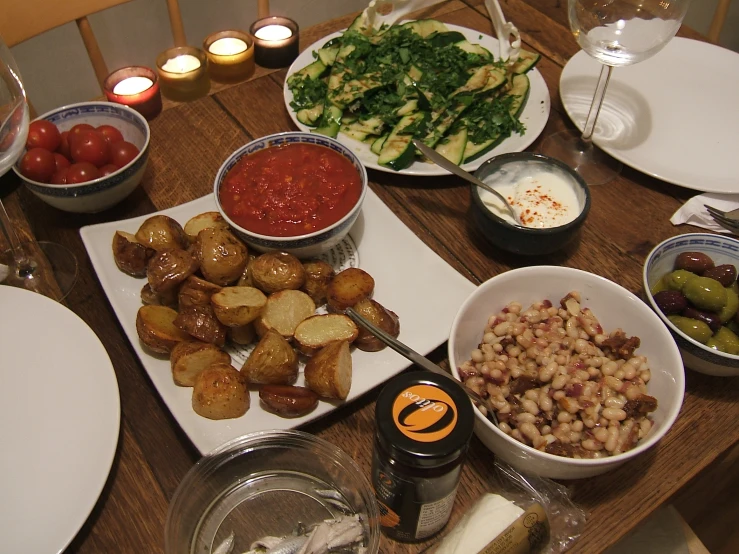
[643,233,739,377]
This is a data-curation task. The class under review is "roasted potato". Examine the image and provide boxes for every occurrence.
[228,322,256,345]
[254,289,316,339]
[183,211,229,242]
[170,340,231,387]
[352,298,400,352]
[251,252,306,294]
[140,283,178,307]
[136,305,191,354]
[304,340,352,400]
[294,314,359,356]
[301,259,335,305]
[327,267,375,312]
[174,304,227,347]
[237,253,258,287]
[241,328,299,385]
[147,248,199,294]
[192,363,249,420]
[179,275,222,309]
[259,385,319,418]
[194,227,248,285]
[211,286,267,327]
[112,230,154,277]
[135,215,189,252]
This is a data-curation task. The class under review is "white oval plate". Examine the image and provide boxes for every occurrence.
[284,24,551,176]
[560,37,739,193]
[0,286,120,553]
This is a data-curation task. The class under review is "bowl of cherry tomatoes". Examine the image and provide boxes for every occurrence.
[13,101,150,213]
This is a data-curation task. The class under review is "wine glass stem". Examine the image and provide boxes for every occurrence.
[581,63,614,144]
[0,198,34,272]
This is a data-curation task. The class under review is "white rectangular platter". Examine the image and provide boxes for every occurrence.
[81,188,476,454]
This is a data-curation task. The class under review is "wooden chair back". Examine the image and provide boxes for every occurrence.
[0,0,187,91]
[708,0,732,43]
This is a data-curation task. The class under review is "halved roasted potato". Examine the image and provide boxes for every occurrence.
[327,267,375,312]
[192,363,249,420]
[294,314,359,356]
[304,340,352,400]
[251,252,306,294]
[211,286,267,327]
[147,248,199,294]
[241,328,299,385]
[352,298,400,352]
[228,322,256,345]
[302,259,335,306]
[259,385,319,418]
[112,230,154,277]
[254,289,316,339]
[183,211,229,242]
[140,283,178,307]
[179,275,222,309]
[174,304,227,347]
[194,227,248,285]
[237,253,258,287]
[136,304,191,354]
[170,340,231,387]
[135,215,189,252]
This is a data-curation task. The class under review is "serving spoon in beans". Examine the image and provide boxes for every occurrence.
[345,306,500,426]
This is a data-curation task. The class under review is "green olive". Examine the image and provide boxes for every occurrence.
[706,337,723,352]
[668,315,713,344]
[651,276,668,295]
[720,287,739,323]
[712,326,739,355]
[663,269,697,292]
[730,281,739,296]
[682,276,728,312]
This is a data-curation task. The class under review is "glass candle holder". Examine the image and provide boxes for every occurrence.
[103,66,162,120]
[155,46,210,102]
[203,30,255,83]
[249,16,299,69]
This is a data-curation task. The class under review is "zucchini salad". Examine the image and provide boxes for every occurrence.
[287,17,540,171]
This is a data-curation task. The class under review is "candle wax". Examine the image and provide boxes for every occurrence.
[113,76,154,96]
[209,37,248,56]
[254,24,293,41]
[162,54,201,73]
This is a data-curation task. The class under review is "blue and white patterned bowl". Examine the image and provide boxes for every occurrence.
[213,132,368,258]
[13,101,150,214]
[643,233,739,377]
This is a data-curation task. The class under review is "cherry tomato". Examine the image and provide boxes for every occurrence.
[99,164,119,177]
[57,131,72,159]
[96,125,124,145]
[110,141,140,168]
[53,152,70,172]
[19,147,56,182]
[70,130,110,167]
[67,162,101,184]
[26,120,61,152]
[68,123,95,141]
[50,167,69,185]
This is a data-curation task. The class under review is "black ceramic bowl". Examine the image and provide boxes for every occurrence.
[470,153,591,255]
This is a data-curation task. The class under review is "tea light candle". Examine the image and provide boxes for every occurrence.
[155,46,210,102]
[249,16,299,68]
[203,30,255,83]
[103,66,162,120]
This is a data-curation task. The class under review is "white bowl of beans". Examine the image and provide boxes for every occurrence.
[448,266,685,479]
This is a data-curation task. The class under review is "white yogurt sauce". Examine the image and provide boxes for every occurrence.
[479,161,581,228]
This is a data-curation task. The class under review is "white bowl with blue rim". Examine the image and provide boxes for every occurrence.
[13,101,149,214]
[643,233,739,377]
[213,131,367,258]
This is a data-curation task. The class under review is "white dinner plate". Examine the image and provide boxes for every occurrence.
[80,189,476,454]
[0,286,120,553]
[560,37,739,193]
[284,24,551,176]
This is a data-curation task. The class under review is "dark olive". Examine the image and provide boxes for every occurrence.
[702,264,738,286]
[653,290,687,315]
[674,251,715,274]
[682,306,723,332]
[683,276,728,312]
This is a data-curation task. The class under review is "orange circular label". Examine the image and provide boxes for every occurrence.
[391,384,458,442]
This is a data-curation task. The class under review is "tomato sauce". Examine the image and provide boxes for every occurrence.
[219,143,362,237]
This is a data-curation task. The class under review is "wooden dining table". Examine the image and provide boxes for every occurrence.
[2,1,736,552]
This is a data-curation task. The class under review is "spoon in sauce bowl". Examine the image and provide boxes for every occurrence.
[412,139,523,227]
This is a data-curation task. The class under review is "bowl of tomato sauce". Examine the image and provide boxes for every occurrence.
[13,101,149,214]
[214,132,368,258]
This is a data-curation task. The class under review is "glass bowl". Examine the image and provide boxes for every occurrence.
[165,430,380,553]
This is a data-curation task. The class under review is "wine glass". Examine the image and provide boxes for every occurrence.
[0,35,78,301]
[541,0,691,185]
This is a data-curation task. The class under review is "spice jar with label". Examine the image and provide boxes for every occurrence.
[372,371,475,542]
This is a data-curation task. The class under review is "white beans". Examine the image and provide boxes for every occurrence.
[460,292,659,459]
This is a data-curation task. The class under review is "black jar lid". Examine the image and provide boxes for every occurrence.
[375,370,475,469]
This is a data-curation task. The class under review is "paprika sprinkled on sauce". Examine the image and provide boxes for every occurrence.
[218,143,362,237]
